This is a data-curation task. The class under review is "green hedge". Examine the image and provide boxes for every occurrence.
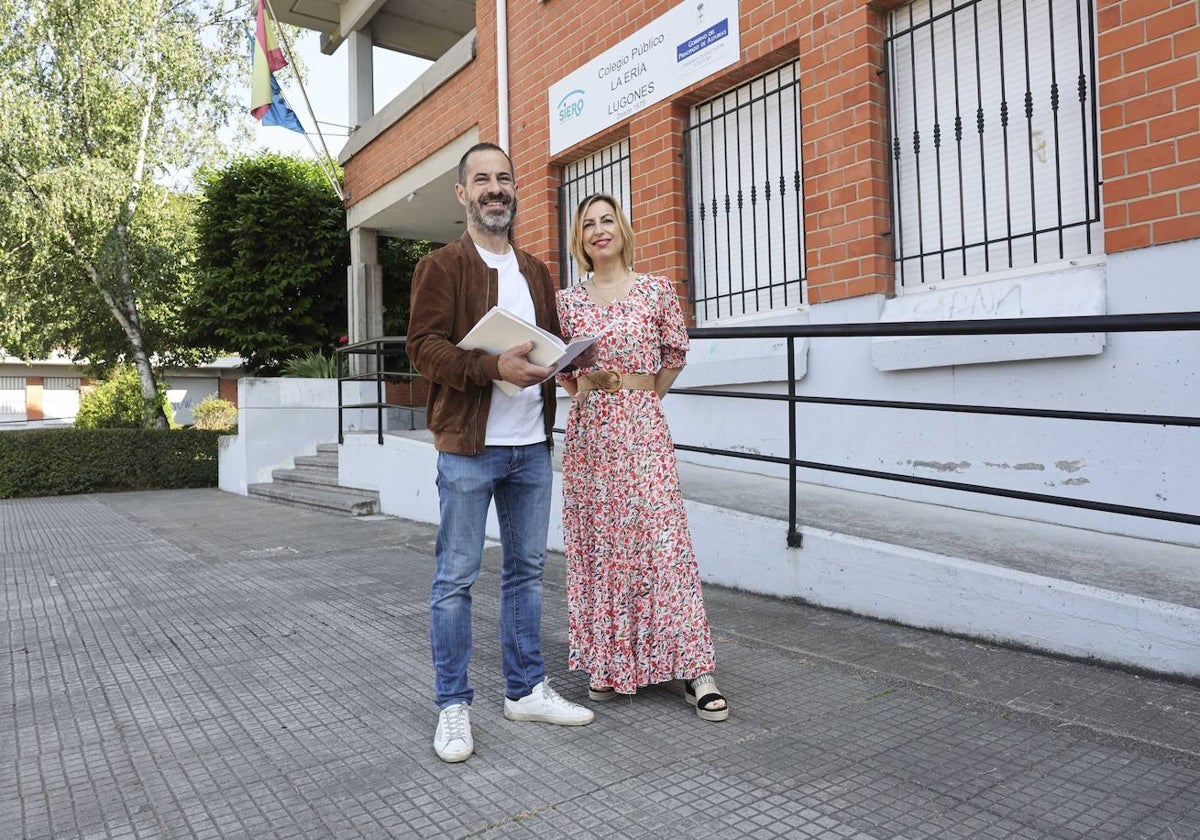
[0,428,224,499]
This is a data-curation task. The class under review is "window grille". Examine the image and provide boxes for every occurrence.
[557,140,631,288]
[886,0,1102,288]
[685,62,805,324]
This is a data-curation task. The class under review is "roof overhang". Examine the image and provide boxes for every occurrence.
[345,128,478,244]
[271,0,474,59]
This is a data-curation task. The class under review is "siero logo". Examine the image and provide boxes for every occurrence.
[557,89,585,123]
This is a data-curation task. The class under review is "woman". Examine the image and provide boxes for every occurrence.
[556,193,728,722]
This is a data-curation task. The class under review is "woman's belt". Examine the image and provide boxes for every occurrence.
[577,370,657,394]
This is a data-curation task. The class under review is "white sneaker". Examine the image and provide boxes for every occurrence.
[503,679,595,726]
[433,702,473,762]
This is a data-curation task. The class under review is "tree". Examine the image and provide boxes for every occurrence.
[0,0,244,427]
[188,153,348,373]
[188,152,433,373]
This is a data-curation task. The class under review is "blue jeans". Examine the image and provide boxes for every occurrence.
[431,443,551,708]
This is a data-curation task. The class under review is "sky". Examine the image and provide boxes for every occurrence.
[237,31,431,161]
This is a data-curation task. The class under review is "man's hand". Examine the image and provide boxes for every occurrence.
[497,341,555,387]
[572,343,599,370]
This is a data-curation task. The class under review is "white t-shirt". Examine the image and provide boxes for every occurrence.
[475,243,545,446]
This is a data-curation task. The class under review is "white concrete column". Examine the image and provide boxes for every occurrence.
[348,29,375,129]
[348,227,383,376]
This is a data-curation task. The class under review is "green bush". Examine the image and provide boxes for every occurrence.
[0,428,222,499]
[76,365,173,429]
[281,349,344,378]
[192,395,238,430]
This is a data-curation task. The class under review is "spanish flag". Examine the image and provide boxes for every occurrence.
[250,0,288,119]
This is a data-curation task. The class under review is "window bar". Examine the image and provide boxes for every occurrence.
[929,1,947,279]
[1075,0,1095,253]
[952,3,968,277]
[1022,0,1039,264]
[710,106,723,320]
[790,67,804,307]
[998,0,1014,268]
[735,84,748,316]
[973,1,990,273]
[1047,0,1065,259]
[907,3,926,284]
[695,121,710,318]
[749,79,763,310]
[889,12,907,286]
[764,113,778,304]
[778,80,790,302]
[684,129,698,306]
[721,101,736,316]
[1086,0,1101,251]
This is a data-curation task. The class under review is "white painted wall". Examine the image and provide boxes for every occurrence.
[661,240,1200,546]
[218,378,389,495]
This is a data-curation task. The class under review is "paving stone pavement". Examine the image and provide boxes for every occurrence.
[3,488,1199,840]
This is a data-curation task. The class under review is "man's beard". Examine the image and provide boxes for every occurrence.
[468,193,517,234]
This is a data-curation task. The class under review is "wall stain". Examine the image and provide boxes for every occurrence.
[1062,477,1090,486]
[1055,459,1085,473]
[1014,462,1045,471]
[911,460,971,473]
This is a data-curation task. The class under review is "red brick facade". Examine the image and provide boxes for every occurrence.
[1097,0,1200,252]
[345,0,1199,316]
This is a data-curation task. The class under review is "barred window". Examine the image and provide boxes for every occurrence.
[685,62,806,324]
[558,139,631,287]
[887,0,1102,288]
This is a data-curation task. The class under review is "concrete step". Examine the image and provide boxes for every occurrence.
[293,453,338,472]
[271,467,340,489]
[247,482,380,516]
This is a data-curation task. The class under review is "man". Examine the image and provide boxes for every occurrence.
[406,142,596,763]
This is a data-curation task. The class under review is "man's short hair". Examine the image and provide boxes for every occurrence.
[457,142,513,186]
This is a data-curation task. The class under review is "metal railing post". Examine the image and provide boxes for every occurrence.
[787,336,802,548]
[337,357,344,445]
[376,341,384,445]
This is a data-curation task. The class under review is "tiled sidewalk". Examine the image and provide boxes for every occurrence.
[3,489,1198,839]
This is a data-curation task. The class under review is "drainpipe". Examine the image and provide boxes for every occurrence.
[496,0,510,151]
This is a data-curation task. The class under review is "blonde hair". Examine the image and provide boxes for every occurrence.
[569,193,635,274]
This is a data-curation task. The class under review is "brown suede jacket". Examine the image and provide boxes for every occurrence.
[406,231,562,454]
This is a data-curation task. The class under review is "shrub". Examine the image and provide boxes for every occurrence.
[281,349,343,378]
[192,395,238,430]
[0,428,222,499]
[76,365,173,429]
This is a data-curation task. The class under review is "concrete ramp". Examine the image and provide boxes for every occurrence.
[343,429,1200,680]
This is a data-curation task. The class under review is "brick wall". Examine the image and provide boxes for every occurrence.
[1097,0,1200,252]
[345,0,1200,312]
[25,377,43,422]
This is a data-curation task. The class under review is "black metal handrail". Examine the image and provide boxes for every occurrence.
[337,312,1200,543]
[335,337,424,445]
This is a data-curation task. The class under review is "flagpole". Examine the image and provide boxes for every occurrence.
[279,91,346,200]
[260,0,346,201]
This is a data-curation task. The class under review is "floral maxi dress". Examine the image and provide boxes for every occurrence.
[556,273,716,694]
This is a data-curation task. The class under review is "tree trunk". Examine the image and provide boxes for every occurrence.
[131,343,168,429]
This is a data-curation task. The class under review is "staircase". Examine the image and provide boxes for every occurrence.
[247,443,381,516]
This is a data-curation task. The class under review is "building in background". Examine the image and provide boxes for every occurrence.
[273,0,1199,545]
[0,353,244,429]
